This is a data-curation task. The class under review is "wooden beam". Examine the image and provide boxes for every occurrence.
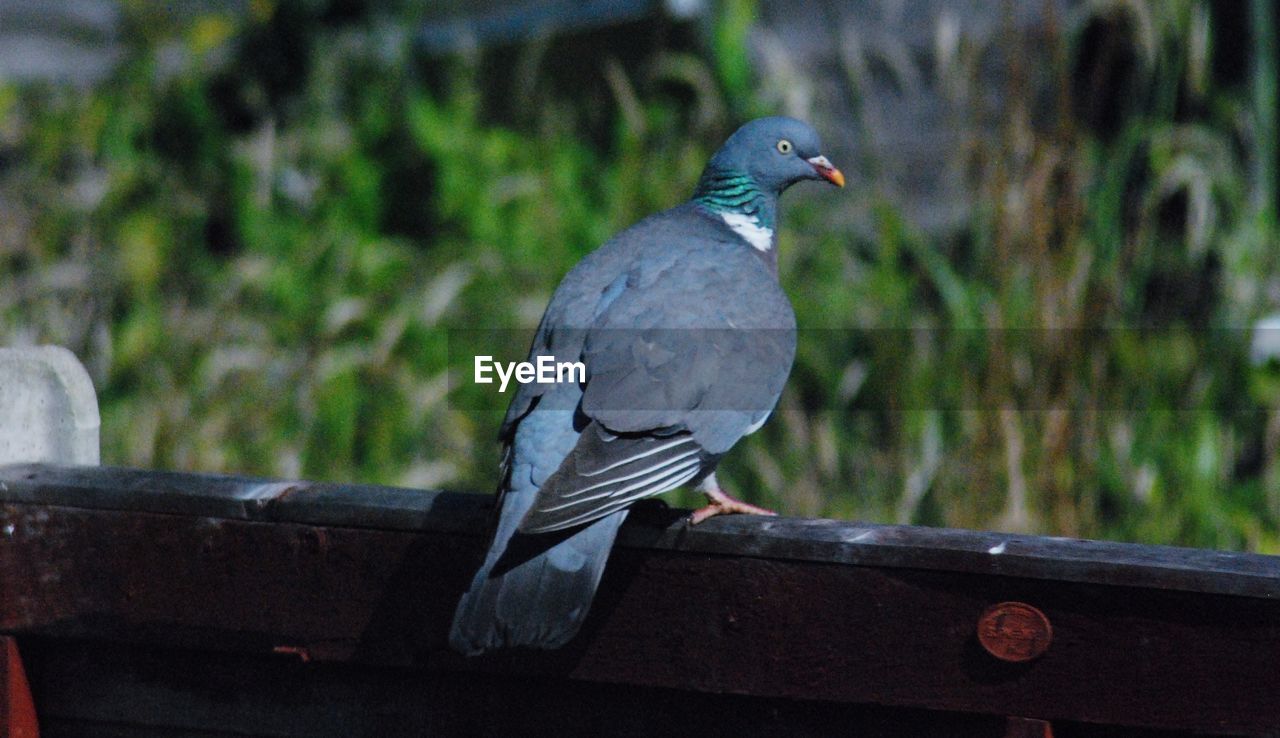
[0,463,1277,735]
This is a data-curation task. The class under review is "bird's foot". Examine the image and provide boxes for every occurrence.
[689,484,777,525]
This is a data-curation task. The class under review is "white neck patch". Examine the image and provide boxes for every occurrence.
[720,212,773,252]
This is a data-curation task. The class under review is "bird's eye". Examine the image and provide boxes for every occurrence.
[776,139,793,154]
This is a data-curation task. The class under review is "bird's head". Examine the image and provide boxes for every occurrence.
[704,117,844,195]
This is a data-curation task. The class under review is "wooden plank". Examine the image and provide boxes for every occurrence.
[1,464,1278,600]
[19,638,1217,738]
[0,494,1276,733]
[561,555,1280,734]
[0,463,481,532]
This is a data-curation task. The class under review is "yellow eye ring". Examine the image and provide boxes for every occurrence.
[776,139,793,154]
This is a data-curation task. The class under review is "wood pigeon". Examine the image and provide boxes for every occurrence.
[449,117,844,655]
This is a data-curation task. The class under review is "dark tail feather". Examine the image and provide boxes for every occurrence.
[449,507,628,655]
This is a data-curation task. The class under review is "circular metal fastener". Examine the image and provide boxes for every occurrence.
[977,601,1052,662]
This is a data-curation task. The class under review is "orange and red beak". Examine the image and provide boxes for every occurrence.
[806,155,845,187]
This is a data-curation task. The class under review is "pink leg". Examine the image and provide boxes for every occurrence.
[689,473,777,525]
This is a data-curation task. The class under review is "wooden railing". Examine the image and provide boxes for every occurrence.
[0,462,1276,737]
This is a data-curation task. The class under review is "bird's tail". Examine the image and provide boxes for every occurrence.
[449,485,628,655]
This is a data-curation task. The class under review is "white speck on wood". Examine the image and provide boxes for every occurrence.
[236,482,302,501]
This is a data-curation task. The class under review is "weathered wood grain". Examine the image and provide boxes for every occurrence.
[0,463,1277,735]
[1,463,1276,598]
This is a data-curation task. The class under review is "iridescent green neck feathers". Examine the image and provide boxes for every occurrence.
[692,168,778,253]
[692,168,776,229]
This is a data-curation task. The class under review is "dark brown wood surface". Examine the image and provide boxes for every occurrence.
[0,463,1277,736]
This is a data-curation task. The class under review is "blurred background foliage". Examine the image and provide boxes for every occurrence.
[2,0,1280,552]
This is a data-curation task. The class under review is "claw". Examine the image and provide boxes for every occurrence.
[689,474,777,525]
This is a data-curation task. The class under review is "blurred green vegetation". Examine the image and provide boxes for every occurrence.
[2,1,1279,552]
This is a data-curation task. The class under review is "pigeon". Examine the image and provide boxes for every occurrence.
[449,117,844,655]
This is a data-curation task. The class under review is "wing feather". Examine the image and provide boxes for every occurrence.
[539,464,701,531]
[517,423,711,534]
[562,446,701,498]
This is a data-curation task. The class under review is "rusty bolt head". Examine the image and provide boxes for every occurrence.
[977,601,1052,662]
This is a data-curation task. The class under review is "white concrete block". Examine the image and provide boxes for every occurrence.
[1252,314,1280,366]
[0,346,100,465]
